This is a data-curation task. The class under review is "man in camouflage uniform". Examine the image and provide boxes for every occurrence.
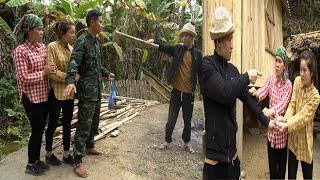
[64,9,114,178]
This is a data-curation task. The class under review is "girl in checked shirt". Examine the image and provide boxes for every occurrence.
[250,46,292,179]
[12,14,57,176]
[44,19,76,167]
[278,50,320,179]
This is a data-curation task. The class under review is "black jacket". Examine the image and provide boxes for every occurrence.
[201,52,269,162]
[156,41,203,94]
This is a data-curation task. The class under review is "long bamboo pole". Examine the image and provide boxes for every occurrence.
[115,31,159,49]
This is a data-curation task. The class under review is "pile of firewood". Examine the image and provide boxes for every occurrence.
[286,30,320,61]
[51,94,160,149]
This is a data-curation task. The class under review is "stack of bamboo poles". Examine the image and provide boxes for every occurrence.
[286,31,320,61]
[52,94,160,149]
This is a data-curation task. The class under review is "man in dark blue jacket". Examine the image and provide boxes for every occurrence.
[201,7,276,179]
[148,22,202,153]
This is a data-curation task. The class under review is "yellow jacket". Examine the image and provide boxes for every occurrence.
[285,76,320,163]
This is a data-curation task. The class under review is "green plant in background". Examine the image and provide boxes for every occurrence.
[0,73,29,142]
[283,0,320,39]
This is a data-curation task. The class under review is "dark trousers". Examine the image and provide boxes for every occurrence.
[203,157,240,180]
[22,93,48,164]
[165,88,194,143]
[73,99,101,164]
[288,149,313,179]
[46,89,74,152]
[267,141,287,179]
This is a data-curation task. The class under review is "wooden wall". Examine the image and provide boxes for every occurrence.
[242,0,283,86]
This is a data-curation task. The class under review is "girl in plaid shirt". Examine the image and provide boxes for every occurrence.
[250,46,292,179]
[45,20,77,166]
[12,14,57,176]
[278,50,320,179]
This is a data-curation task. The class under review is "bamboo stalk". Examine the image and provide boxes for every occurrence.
[94,112,139,141]
[115,31,159,49]
[100,105,132,119]
[94,126,118,142]
[116,109,135,119]
[99,121,119,133]
[117,112,139,126]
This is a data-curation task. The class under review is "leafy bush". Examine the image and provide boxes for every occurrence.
[0,73,30,142]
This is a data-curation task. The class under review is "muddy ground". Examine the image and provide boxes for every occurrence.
[0,101,319,179]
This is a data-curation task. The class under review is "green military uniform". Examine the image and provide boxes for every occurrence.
[66,32,109,164]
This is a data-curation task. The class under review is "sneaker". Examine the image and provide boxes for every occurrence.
[63,154,75,165]
[36,160,50,171]
[45,154,62,166]
[25,163,44,176]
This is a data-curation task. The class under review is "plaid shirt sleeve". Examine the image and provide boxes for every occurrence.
[273,81,292,115]
[257,76,271,102]
[47,44,66,83]
[13,47,44,84]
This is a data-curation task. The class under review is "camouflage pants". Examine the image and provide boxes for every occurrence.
[73,99,101,164]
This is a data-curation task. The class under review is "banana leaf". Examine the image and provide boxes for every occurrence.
[0,17,15,41]
[74,0,104,19]
[6,0,29,7]
[59,0,74,17]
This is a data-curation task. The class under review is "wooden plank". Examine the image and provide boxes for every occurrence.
[236,99,243,161]
[94,112,139,141]
[231,0,242,72]
[242,0,254,75]
[233,0,243,162]
[144,74,170,102]
[203,0,215,56]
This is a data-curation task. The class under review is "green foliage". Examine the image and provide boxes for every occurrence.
[0,74,29,141]
[5,118,30,142]
[283,0,320,38]
[5,0,29,7]
[0,74,19,115]
[53,0,75,17]
[50,0,105,19]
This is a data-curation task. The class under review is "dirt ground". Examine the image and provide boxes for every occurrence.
[0,101,319,180]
